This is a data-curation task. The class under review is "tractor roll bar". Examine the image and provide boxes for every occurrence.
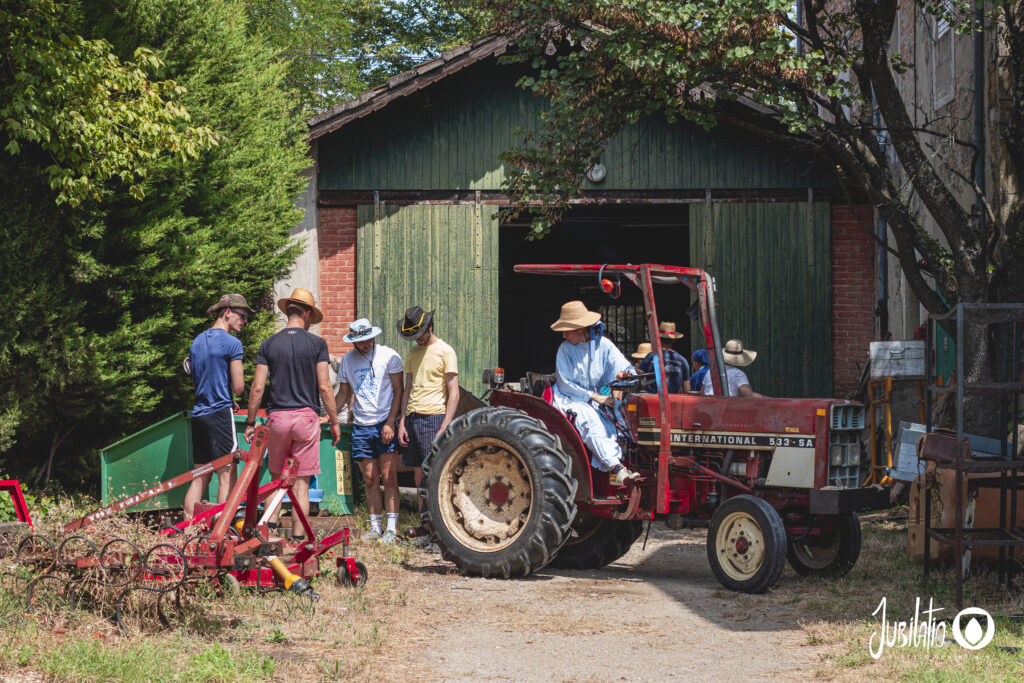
[513,263,730,399]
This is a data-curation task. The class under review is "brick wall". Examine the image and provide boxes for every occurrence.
[318,206,358,354]
[831,205,876,398]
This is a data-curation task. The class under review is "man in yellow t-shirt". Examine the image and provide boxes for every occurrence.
[396,306,460,508]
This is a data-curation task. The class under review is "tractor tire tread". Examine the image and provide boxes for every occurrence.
[420,407,577,578]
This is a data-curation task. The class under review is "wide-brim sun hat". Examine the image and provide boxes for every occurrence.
[397,305,434,340]
[658,321,685,339]
[206,293,254,317]
[277,287,323,324]
[722,339,757,367]
[550,300,602,331]
[631,342,652,360]
[343,318,382,343]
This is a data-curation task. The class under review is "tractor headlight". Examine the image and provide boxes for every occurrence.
[830,445,844,467]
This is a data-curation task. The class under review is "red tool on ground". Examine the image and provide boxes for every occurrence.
[16,426,366,628]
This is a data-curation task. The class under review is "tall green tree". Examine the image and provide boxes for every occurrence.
[484,0,1023,434]
[244,0,485,115]
[0,0,218,206]
[0,0,307,486]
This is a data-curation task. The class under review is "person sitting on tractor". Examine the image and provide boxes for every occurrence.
[550,301,639,486]
[703,339,765,398]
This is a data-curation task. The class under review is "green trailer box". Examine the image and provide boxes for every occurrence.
[101,412,353,514]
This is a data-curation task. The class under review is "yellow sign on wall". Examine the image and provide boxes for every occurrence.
[335,448,352,497]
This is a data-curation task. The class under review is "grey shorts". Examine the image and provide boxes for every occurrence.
[402,413,444,468]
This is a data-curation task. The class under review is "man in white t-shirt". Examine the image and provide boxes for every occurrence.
[703,339,765,398]
[336,319,405,544]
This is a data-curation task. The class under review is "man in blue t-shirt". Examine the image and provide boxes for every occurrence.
[638,321,691,393]
[185,293,251,518]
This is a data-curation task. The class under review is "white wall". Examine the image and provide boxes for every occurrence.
[273,163,321,331]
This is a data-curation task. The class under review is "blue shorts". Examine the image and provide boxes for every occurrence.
[351,420,398,460]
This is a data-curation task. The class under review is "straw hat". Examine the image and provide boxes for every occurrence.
[277,287,323,324]
[722,339,757,367]
[550,301,601,331]
[631,342,652,360]
[658,321,684,339]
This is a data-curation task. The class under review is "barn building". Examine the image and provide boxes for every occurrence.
[305,36,876,399]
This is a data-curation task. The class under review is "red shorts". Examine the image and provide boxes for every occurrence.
[266,407,321,476]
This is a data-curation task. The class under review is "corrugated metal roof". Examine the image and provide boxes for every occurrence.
[307,35,510,140]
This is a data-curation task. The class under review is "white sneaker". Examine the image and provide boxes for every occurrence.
[609,467,640,487]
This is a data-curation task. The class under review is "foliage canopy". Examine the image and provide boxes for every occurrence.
[0,0,307,485]
[244,0,485,115]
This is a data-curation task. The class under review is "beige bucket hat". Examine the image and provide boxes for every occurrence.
[631,342,652,360]
[277,287,323,324]
[722,339,757,367]
[658,321,685,339]
[550,301,602,331]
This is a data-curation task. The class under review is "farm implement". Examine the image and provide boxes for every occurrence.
[12,426,366,630]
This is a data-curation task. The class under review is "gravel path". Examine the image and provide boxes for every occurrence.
[392,526,818,681]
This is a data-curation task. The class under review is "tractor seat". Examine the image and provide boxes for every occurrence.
[525,372,556,403]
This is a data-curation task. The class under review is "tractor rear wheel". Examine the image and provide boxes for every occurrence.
[549,510,643,570]
[787,512,862,577]
[421,407,577,578]
[706,495,787,593]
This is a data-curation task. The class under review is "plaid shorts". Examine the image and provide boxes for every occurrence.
[403,413,444,468]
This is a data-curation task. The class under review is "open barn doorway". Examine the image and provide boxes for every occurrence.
[499,206,689,382]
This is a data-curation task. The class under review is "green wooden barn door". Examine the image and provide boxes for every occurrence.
[357,204,498,397]
[689,201,833,398]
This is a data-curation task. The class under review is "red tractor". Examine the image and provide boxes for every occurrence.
[420,264,888,593]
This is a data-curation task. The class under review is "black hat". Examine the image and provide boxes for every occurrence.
[397,305,434,340]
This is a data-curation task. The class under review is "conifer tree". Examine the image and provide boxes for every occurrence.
[0,0,307,485]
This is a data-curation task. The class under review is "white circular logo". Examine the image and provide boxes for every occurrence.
[952,607,995,650]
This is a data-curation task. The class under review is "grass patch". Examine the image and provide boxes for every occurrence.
[0,489,434,681]
[782,513,1024,680]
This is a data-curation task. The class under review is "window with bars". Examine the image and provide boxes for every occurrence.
[598,304,648,358]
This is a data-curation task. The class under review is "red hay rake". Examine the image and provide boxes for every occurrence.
[13,426,366,630]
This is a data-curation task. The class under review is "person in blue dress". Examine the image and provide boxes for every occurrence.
[690,348,709,393]
[550,301,639,487]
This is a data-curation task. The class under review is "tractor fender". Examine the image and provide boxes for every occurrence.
[489,391,593,502]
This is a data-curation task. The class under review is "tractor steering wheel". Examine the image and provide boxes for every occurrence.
[607,372,655,391]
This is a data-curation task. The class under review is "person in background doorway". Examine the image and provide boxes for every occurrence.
[638,321,691,393]
[690,348,709,393]
[703,339,765,398]
[184,294,251,519]
[630,342,652,369]
[336,318,404,545]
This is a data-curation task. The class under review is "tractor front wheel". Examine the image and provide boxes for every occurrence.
[549,510,643,570]
[787,512,862,577]
[421,407,577,578]
[706,495,787,593]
